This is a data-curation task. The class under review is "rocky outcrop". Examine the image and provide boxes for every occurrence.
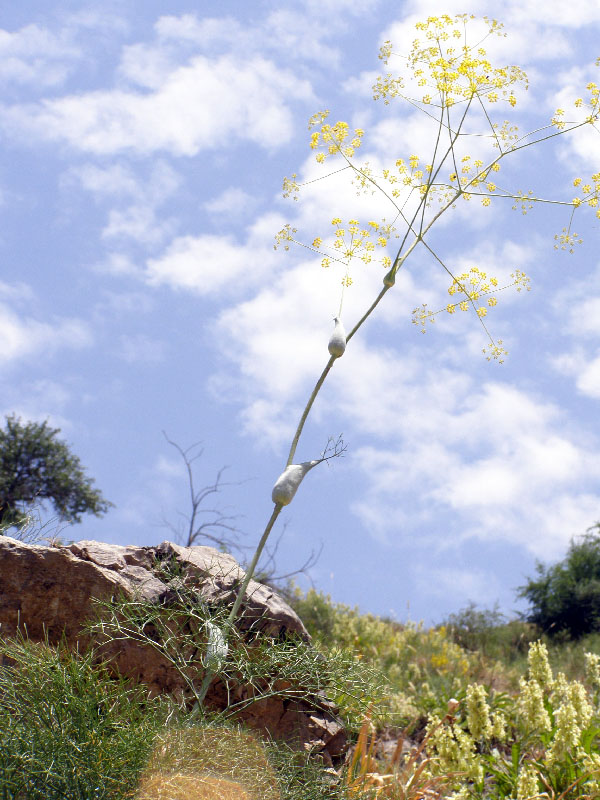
[0,535,347,763]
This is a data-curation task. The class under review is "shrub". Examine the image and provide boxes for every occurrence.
[519,524,600,639]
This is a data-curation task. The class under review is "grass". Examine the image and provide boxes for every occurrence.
[2,589,600,799]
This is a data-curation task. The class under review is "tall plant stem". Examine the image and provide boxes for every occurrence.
[286,357,336,467]
[193,502,283,708]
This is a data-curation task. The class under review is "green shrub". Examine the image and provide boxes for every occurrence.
[519,524,600,639]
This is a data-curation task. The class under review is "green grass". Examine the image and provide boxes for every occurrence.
[0,633,178,799]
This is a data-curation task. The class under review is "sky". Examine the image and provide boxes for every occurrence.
[1,0,599,626]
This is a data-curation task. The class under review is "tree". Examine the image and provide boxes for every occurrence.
[518,524,600,638]
[161,432,243,551]
[0,415,112,530]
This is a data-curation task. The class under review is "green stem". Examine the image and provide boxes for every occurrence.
[286,357,336,467]
[193,502,283,709]
[226,503,283,627]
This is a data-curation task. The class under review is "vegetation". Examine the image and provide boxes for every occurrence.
[0,633,175,799]
[0,414,112,531]
[519,524,600,640]
[3,588,600,799]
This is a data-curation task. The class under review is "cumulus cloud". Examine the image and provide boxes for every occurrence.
[0,302,92,366]
[2,54,314,156]
[344,366,600,560]
[145,208,293,296]
[67,160,180,247]
[0,23,81,88]
[204,187,257,217]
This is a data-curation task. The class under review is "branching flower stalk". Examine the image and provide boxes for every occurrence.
[195,14,600,706]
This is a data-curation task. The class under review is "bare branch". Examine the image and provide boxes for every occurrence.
[161,431,245,551]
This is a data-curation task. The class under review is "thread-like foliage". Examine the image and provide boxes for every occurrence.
[0,634,176,799]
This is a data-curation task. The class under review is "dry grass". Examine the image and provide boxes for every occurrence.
[343,715,453,800]
[136,772,251,800]
[134,724,280,800]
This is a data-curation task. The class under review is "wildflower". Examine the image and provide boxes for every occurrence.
[585,652,600,688]
[547,700,581,763]
[466,684,493,740]
[528,641,553,687]
[516,763,539,800]
[519,677,551,734]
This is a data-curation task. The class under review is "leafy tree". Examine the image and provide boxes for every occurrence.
[518,524,600,638]
[0,414,112,530]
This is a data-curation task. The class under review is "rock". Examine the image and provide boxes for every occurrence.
[0,535,347,762]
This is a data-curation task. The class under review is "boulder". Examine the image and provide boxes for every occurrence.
[0,535,347,763]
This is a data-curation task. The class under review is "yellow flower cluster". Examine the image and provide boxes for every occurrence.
[375,14,527,109]
[491,119,520,150]
[426,641,600,798]
[372,72,404,104]
[282,173,299,201]
[465,684,493,741]
[315,218,393,285]
[308,110,364,163]
[516,764,540,800]
[554,226,583,253]
[511,189,535,215]
[449,159,501,204]
[446,266,501,317]
[572,172,600,219]
[482,340,508,363]
[381,154,433,198]
[426,713,483,785]
[555,70,600,128]
[273,223,297,251]
[412,266,529,362]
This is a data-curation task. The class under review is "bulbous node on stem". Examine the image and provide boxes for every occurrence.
[383,266,396,287]
[328,316,347,357]
[271,460,319,505]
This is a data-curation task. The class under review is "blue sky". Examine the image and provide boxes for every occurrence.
[1,0,599,625]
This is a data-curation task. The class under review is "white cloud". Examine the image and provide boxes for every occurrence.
[92,252,142,277]
[0,23,80,88]
[68,160,180,247]
[152,10,346,68]
[3,55,313,156]
[204,188,257,217]
[548,264,600,398]
[117,334,166,364]
[343,365,600,559]
[0,302,92,366]
[145,211,285,295]
[414,564,504,609]
[576,354,600,398]
[103,205,175,247]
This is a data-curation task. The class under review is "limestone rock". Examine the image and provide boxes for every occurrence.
[0,535,347,762]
